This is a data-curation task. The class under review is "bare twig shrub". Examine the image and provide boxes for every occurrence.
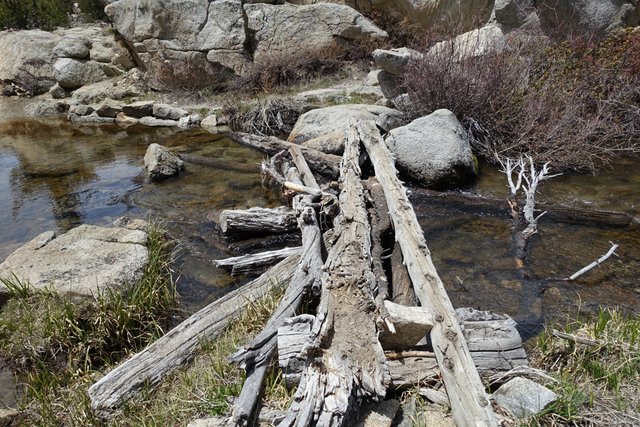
[402,28,640,172]
[229,47,344,95]
[146,53,233,94]
[223,97,302,137]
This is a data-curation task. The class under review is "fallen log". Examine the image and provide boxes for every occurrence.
[279,308,527,388]
[87,254,300,417]
[219,207,298,237]
[409,188,636,228]
[279,125,389,426]
[358,120,498,426]
[227,132,341,179]
[230,153,324,426]
[214,246,302,276]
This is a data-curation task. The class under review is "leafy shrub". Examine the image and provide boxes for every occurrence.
[0,0,106,30]
[402,28,640,172]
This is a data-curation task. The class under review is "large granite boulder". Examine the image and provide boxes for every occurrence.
[385,109,477,188]
[288,104,404,155]
[144,143,185,180]
[245,3,387,63]
[537,0,639,37]
[0,225,148,300]
[492,377,558,418]
[0,24,136,96]
[0,30,59,95]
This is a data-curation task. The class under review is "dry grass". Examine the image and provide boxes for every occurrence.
[528,308,640,425]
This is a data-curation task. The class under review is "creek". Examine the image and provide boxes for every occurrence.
[0,114,638,339]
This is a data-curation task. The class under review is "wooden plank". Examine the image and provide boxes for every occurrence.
[358,120,498,427]
[87,254,300,417]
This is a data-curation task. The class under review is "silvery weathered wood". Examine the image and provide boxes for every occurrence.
[87,254,300,417]
[230,153,324,426]
[214,246,302,276]
[227,132,341,178]
[279,126,389,427]
[358,120,498,427]
[219,206,298,237]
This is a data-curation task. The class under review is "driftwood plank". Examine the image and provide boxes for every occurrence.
[359,120,498,427]
[227,132,341,178]
[219,206,298,237]
[214,246,302,276]
[87,254,300,417]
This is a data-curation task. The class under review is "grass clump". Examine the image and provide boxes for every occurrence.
[0,221,178,426]
[529,308,640,425]
[114,283,293,425]
[402,28,640,172]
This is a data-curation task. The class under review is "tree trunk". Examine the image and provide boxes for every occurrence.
[214,247,302,276]
[219,207,298,237]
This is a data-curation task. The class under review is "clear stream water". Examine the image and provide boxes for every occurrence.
[0,112,638,338]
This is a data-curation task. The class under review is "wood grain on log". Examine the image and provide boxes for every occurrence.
[227,132,341,178]
[358,120,498,427]
[88,254,300,417]
[219,207,298,237]
[214,246,302,276]
[280,126,389,427]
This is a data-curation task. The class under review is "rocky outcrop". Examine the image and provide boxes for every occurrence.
[288,104,404,154]
[385,109,477,188]
[144,143,185,180]
[0,24,135,96]
[104,0,387,88]
[0,225,148,300]
[535,0,639,37]
[245,3,387,63]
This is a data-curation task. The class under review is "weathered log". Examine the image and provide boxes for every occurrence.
[219,207,298,237]
[230,153,324,426]
[358,120,498,427]
[279,125,389,426]
[409,187,637,228]
[227,132,341,178]
[178,153,257,173]
[87,254,300,417]
[214,246,302,276]
[279,308,527,388]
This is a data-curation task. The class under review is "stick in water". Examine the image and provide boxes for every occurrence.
[567,242,619,281]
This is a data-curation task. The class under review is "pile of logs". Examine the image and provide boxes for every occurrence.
[88,122,533,426]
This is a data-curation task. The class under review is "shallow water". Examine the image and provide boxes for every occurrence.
[0,114,638,330]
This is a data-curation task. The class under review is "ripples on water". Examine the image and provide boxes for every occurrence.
[0,116,638,330]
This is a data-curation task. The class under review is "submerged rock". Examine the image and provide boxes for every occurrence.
[385,109,477,189]
[144,143,185,180]
[0,225,148,300]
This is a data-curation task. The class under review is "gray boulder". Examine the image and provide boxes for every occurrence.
[122,100,155,118]
[139,116,180,127]
[48,83,67,99]
[493,0,535,29]
[144,143,185,180]
[372,47,421,76]
[288,104,404,155]
[537,0,639,36]
[70,69,147,105]
[52,34,91,59]
[493,377,558,418]
[427,25,507,62]
[385,109,477,188]
[0,30,59,95]
[246,3,387,63]
[153,103,189,120]
[96,99,123,118]
[53,58,110,89]
[0,225,148,300]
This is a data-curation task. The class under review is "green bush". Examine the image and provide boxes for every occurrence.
[0,0,106,30]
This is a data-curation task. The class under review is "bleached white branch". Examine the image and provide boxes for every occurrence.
[567,242,619,281]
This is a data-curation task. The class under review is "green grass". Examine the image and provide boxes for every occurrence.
[0,221,178,426]
[528,308,640,425]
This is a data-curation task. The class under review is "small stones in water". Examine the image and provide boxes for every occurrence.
[144,143,185,180]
